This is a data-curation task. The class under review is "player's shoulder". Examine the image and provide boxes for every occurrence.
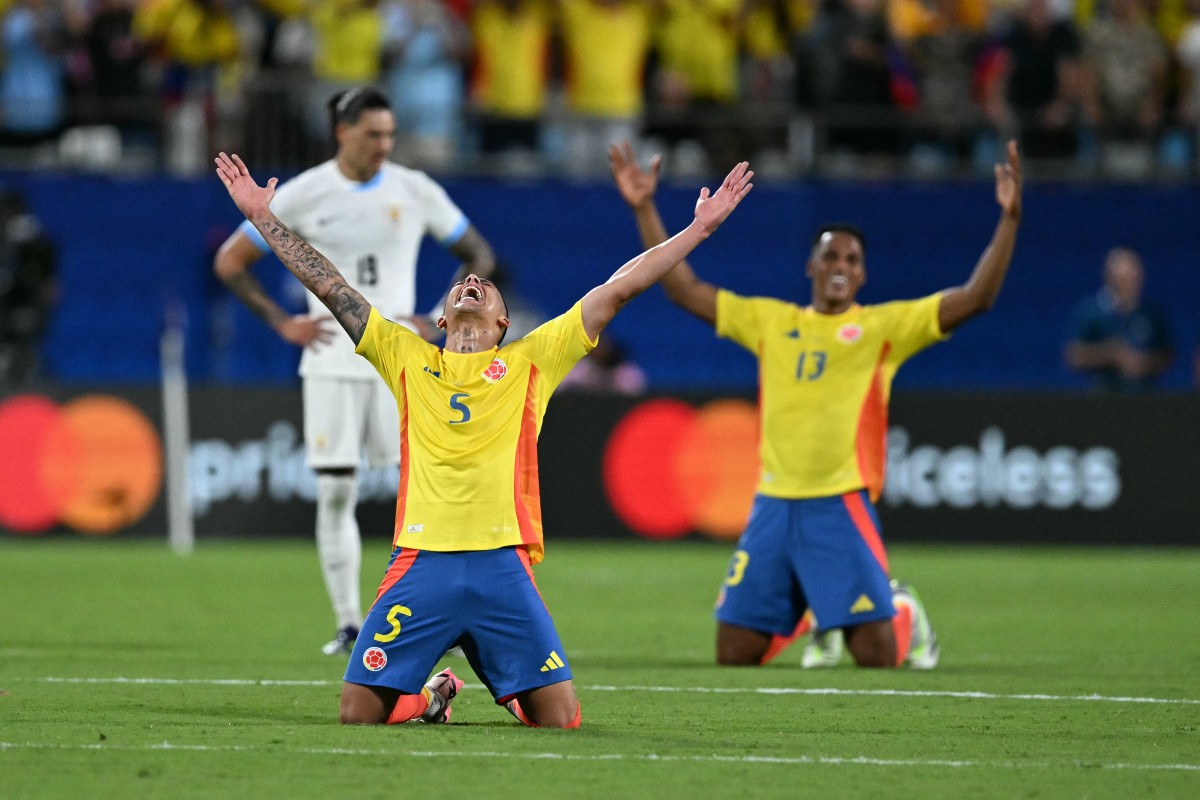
[281,160,340,192]
[726,291,800,315]
[862,293,939,314]
[380,160,441,189]
[504,303,586,350]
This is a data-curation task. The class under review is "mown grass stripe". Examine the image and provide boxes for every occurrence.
[2,741,1198,772]
[11,676,1200,705]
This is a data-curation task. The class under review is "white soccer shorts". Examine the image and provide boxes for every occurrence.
[302,376,400,470]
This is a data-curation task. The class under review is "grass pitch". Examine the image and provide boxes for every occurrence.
[1,538,1197,799]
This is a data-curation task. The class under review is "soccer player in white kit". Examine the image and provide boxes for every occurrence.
[214,86,496,655]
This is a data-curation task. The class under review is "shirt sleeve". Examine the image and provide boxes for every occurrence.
[507,300,598,390]
[354,308,425,391]
[878,293,948,364]
[715,289,767,354]
[412,171,469,245]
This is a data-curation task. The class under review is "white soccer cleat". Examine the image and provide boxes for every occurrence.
[892,580,940,669]
[321,625,359,656]
[801,628,844,668]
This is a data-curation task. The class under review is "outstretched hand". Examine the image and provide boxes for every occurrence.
[215,152,276,221]
[995,140,1022,219]
[609,141,661,210]
[694,161,754,235]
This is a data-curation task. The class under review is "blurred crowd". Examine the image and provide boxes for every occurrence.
[2,0,1200,178]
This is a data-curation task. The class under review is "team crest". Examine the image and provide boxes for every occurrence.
[363,647,387,671]
[836,324,864,344]
[482,358,508,383]
[389,205,402,225]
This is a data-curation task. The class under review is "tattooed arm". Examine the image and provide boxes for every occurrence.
[215,152,373,344]
[213,231,336,348]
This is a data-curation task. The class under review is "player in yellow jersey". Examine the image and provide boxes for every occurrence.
[216,150,754,727]
[610,140,1023,670]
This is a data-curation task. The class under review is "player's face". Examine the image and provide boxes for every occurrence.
[336,109,395,180]
[807,231,866,311]
[439,275,510,342]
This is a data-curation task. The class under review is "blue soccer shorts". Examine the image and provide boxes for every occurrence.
[715,490,896,634]
[344,546,573,703]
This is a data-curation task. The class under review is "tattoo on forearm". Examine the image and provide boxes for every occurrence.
[327,284,369,342]
[258,214,370,343]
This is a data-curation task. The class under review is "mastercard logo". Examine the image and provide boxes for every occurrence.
[602,398,759,540]
[0,394,163,535]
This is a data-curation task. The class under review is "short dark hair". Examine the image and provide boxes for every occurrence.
[812,223,867,256]
[327,86,391,137]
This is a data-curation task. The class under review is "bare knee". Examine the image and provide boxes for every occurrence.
[845,620,897,668]
[533,703,581,729]
[515,681,580,728]
[339,682,393,725]
[716,623,769,666]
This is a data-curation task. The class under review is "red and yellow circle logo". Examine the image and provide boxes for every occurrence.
[602,398,759,540]
[0,394,163,535]
[482,357,507,383]
[363,647,387,671]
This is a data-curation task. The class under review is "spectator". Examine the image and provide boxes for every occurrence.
[1064,247,1173,392]
[0,189,56,384]
[780,0,821,111]
[304,0,385,146]
[904,0,987,169]
[77,0,149,136]
[1081,0,1168,178]
[983,0,1086,161]
[1176,0,1200,161]
[811,0,902,161]
[469,0,552,162]
[133,0,240,173]
[382,0,469,169]
[557,0,653,177]
[645,0,742,172]
[559,335,647,394]
[0,0,66,146]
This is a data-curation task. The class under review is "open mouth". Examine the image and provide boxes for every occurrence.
[460,285,484,302]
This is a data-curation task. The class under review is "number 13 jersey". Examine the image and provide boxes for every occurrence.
[716,290,947,502]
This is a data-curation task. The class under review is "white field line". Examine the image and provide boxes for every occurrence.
[0,741,1198,772]
[12,676,1200,706]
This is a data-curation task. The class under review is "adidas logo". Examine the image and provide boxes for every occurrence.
[849,594,876,614]
[539,651,566,672]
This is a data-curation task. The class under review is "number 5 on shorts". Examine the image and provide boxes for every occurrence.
[373,604,412,643]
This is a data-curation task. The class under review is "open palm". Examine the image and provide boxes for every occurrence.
[215,152,277,220]
[995,140,1022,218]
[695,161,754,234]
[608,141,661,209]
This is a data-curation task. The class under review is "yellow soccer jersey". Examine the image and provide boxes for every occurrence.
[716,290,947,501]
[355,302,596,563]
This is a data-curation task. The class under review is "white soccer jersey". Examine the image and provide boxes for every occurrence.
[240,160,469,379]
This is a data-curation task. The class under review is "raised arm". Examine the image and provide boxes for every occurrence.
[215,152,372,344]
[582,160,753,340]
[610,142,720,326]
[937,140,1022,333]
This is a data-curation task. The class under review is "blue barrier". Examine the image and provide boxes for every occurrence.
[9,171,1200,390]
